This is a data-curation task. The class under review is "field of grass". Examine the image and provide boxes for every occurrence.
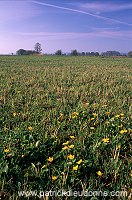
[0,55,132,199]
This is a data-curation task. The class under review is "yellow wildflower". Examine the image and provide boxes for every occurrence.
[28,126,33,131]
[90,127,95,130]
[73,165,78,171]
[60,113,63,117]
[13,112,17,117]
[21,154,24,158]
[130,171,132,177]
[119,129,127,134]
[41,165,46,169]
[90,118,95,121]
[96,171,103,176]
[120,113,124,117]
[102,138,110,143]
[62,141,69,146]
[115,114,120,118]
[48,157,53,162]
[76,159,83,165]
[116,145,121,150]
[4,149,10,153]
[72,112,79,119]
[93,113,98,117]
[52,176,57,181]
[120,130,124,134]
[68,145,74,149]
[70,136,75,139]
[123,129,127,133]
[67,154,74,160]
[62,146,69,151]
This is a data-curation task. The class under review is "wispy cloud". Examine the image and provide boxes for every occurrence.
[31,0,132,26]
[15,30,132,40]
[80,2,132,13]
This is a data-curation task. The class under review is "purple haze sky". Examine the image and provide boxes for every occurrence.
[0,0,132,54]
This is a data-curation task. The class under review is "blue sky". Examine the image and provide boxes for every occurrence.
[0,0,132,54]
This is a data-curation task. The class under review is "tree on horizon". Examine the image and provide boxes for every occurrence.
[34,43,42,54]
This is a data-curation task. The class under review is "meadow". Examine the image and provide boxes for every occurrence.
[0,55,132,200]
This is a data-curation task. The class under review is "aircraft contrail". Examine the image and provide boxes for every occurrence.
[31,0,132,26]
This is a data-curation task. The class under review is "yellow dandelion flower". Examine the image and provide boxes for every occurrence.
[123,129,127,133]
[90,118,95,121]
[116,145,121,150]
[90,127,95,130]
[21,154,24,158]
[76,159,83,165]
[13,112,17,117]
[93,113,98,117]
[62,141,69,146]
[120,130,125,134]
[48,157,53,162]
[120,113,124,117]
[28,126,33,131]
[60,113,63,117]
[73,165,78,171]
[115,114,120,118]
[62,146,69,151]
[70,136,75,139]
[4,149,10,153]
[52,176,57,181]
[102,138,110,143]
[68,145,74,149]
[96,171,103,176]
[120,129,128,134]
[73,112,79,115]
[72,112,79,119]
[130,171,132,177]
[67,154,74,160]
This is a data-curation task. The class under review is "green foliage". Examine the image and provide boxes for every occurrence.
[0,56,132,199]
[71,49,78,56]
[16,49,26,55]
[16,49,36,55]
[128,51,132,57]
[55,49,62,55]
[101,51,121,56]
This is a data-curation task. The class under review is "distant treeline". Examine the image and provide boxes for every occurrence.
[16,49,37,55]
[16,48,132,57]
